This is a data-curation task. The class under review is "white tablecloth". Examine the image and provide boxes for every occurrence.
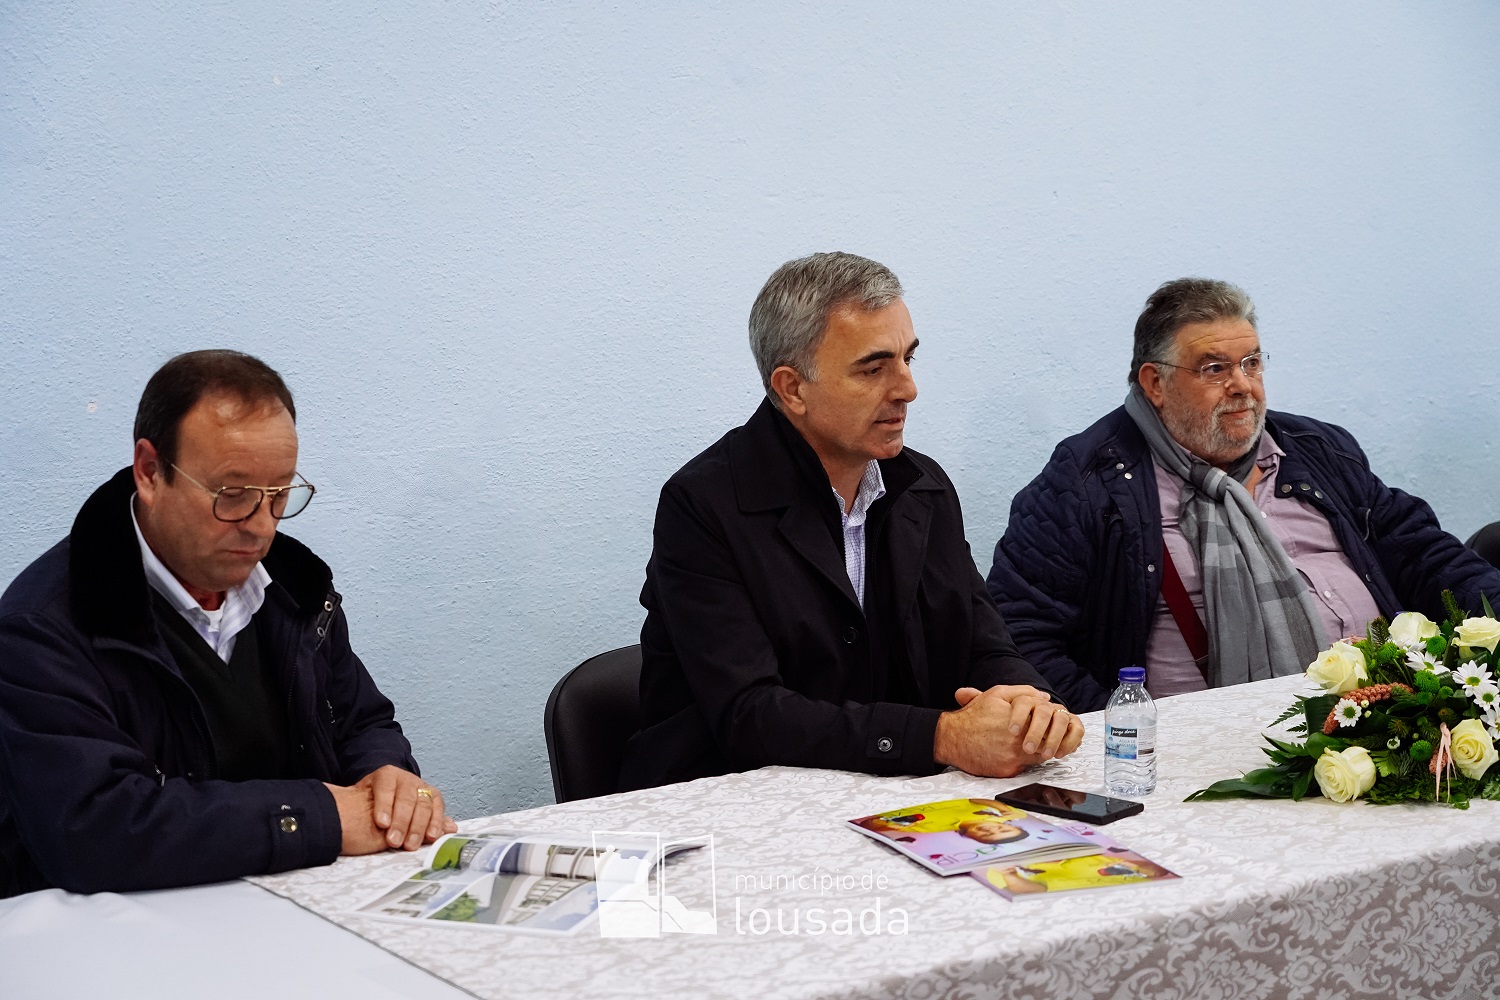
[0,879,471,999]
[245,674,1500,999]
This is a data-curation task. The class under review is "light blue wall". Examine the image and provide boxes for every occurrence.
[4,2,1498,815]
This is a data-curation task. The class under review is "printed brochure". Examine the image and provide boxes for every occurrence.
[847,797,1103,875]
[969,832,1179,900]
[351,831,703,935]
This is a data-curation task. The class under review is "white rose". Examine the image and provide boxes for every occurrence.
[1455,617,1500,654]
[1306,642,1369,695]
[1449,719,1500,781]
[1389,612,1439,649]
[1313,747,1378,803]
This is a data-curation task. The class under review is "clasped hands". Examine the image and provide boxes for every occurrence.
[933,684,1084,777]
[324,765,459,855]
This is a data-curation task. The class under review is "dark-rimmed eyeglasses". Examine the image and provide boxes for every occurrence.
[1150,351,1268,385]
[170,464,316,522]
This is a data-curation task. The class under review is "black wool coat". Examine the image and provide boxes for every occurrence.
[620,400,1053,790]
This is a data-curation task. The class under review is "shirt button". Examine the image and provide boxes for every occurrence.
[876,737,894,753]
[843,627,858,644]
[1281,484,1292,494]
[1300,483,1311,491]
[1115,463,1125,470]
[1124,472,1133,480]
[279,816,299,834]
[1323,590,1333,599]
[1314,490,1324,499]
[1146,563,1156,573]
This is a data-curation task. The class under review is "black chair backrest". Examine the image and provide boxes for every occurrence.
[1468,522,1500,571]
[544,644,643,803]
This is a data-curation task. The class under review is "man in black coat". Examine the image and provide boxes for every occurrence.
[0,351,455,896]
[620,253,1082,790]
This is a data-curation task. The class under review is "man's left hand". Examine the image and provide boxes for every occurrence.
[953,684,1084,759]
[356,765,458,851]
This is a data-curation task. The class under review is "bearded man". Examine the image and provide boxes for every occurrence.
[986,278,1500,711]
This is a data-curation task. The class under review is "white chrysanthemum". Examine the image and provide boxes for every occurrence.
[1406,649,1447,675]
[1470,681,1500,711]
[1334,698,1362,728]
[1454,661,1494,690]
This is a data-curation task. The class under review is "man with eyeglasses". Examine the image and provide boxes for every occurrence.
[0,350,454,896]
[986,278,1500,711]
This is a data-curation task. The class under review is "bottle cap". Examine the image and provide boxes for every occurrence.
[1118,666,1146,683]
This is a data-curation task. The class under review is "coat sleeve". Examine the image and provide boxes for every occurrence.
[965,558,1059,700]
[1326,426,1500,620]
[317,602,419,785]
[647,482,944,777]
[986,448,1115,712]
[0,611,343,894]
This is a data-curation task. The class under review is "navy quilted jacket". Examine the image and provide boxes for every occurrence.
[986,406,1500,712]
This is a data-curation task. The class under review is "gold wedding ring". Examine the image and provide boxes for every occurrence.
[415,787,434,799]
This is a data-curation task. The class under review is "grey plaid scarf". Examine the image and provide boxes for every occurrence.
[1124,385,1326,687]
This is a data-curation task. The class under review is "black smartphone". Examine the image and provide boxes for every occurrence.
[995,782,1144,825]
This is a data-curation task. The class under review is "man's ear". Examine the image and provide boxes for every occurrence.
[133,439,163,504]
[1137,364,1168,409]
[769,365,809,417]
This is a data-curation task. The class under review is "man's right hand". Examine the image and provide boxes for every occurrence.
[322,782,391,855]
[932,684,1083,777]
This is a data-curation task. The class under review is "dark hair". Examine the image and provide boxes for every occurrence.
[133,350,296,478]
[1128,278,1256,385]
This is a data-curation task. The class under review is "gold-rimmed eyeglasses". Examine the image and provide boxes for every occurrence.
[170,464,317,522]
[1150,351,1268,385]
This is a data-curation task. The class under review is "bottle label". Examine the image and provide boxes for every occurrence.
[1105,723,1155,761]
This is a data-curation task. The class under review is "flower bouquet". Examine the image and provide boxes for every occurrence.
[1187,592,1500,807]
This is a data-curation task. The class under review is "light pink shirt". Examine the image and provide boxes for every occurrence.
[1145,432,1382,698]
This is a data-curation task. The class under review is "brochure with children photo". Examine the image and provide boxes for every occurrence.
[351,831,704,935]
[969,833,1179,900]
[847,797,1104,876]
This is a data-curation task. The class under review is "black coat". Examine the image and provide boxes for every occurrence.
[0,468,418,896]
[987,406,1500,712]
[620,401,1052,790]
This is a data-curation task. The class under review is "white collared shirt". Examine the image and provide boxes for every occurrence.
[832,461,887,609]
[130,497,270,662]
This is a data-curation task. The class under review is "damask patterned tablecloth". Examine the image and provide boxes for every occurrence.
[250,675,1500,1000]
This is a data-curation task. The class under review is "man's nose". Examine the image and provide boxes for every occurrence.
[1223,363,1253,394]
[893,359,918,402]
[243,495,279,537]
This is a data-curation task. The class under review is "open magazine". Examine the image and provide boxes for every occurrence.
[351,831,706,935]
[969,831,1179,900]
[847,797,1106,875]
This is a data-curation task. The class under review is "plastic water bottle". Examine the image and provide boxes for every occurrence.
[1104,666,1157,796]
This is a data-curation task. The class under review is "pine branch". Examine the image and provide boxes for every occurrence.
[1442,590,1467,628]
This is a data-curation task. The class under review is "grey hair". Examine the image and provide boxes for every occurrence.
[749,252,904,405]
[1129,277,1257,384]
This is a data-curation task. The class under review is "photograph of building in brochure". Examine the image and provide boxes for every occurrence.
[351,831,707,936]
